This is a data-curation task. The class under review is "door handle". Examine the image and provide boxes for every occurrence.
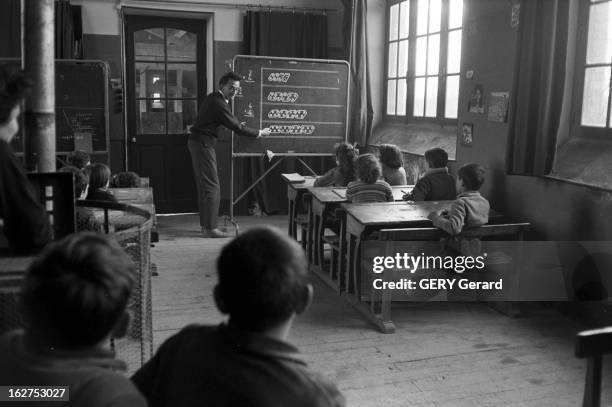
[131,137,137,143]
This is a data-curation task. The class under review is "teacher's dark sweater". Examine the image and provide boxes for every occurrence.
[189,91,259,142]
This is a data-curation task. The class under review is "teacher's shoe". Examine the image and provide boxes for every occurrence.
[201,228,228,238]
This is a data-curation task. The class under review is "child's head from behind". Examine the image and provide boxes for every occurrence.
[87,163,111,190]
[215,226,311,332]
[457,163,485,192]
[111,171,141,188]
[66,151,91,170]
[60,166,89,199]
[21,233,135,349]
[355,153,381,184]
[378,144,403,170]
[424,148,448,169]
[334,142,358,184]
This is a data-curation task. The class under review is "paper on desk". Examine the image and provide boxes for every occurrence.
[265,150,275,162]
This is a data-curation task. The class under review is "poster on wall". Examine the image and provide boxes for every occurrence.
[487,91,510,122]
[468,84,485,114]
[461,123,473,147]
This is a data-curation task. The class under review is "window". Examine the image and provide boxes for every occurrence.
[575,0,612,135]
[385,0,463,121]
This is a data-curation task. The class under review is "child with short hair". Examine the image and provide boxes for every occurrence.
[132,226,345,407]
[314,142,358,187]
[427,163,490,235]
[378,144,407,186]
[111,171,141,188]
[86,163,118,202]
[66,150,91,170]
[403,147,456,201]
[346,154,393,203]
[60,166,103,232]
[0,233,146,406]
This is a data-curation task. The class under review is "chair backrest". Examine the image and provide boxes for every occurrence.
[27,172,76,240]
[576,327,612,407]
[378,222,531,241]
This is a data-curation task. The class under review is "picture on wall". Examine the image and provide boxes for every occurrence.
[461,123,473,147]
[468,84,485,114]
[487,91,510,122]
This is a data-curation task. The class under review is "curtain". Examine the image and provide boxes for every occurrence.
[241,11,330,214]
[55,0,83,59]
[341,0,373,147]
[506,0,569,175]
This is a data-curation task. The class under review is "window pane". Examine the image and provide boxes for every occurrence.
[387,80,397,115]
[135,63,166,98]
[167,64,197,98]
[447,30,462,74]
[449,0,463,29]
[136,100,165,134]
[581,67,611,127]
[388,42,398,77]
[414,77,425,116]
[586,2,612,64]
[134,28,164,61]
[398,40,409,78]
[417,0,429,35]
[167,29,197,62]
[168,100,198,134]
[399,1,410,38]
[397,78,407,115]
[427,34,440,75]
[445,75,460,118]
[425,77,438,117]
[415,37,427,76]
[429,0,441,33]
[389,4,399,41]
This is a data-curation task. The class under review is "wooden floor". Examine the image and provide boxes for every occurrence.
[150,214,612,407]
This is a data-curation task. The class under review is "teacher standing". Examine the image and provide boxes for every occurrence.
[188,71,270,238]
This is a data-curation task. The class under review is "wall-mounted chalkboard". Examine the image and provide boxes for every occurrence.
[232,55,349,156]
[0,59,110,154]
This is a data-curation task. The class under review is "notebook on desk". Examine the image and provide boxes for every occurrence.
[332,189,346,199]
[281,173,306,183]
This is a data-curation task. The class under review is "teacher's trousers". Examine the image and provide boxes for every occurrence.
[188,136,220,230]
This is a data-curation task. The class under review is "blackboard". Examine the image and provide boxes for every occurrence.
[232,56,349,155]
[0,59,109,154]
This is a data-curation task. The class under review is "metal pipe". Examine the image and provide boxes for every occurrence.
[118,0,336,14]
[24,0,56,172]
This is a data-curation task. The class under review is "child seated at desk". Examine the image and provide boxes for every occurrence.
[0,233,146,406]
[403,148,456,201]
[378,144,407,186]
[60,166,103,232]
[313,142,358,187]
[86,163,118,202]
[111,171,141,188]
[427,163,490,236]
[346,154,393,203]
[66,150,91,170]
[132,226,345,407]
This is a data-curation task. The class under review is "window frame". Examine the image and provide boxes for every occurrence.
[383,0,461,125]
[571,0,612,140]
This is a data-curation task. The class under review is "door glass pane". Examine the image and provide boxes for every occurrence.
[397,78,407,116]
[168,100,198,134]
[415,37,427,76]
[417,0,429,35]
[399,1,410,38]
[447,30,462,74]
[449,0,463,29]
[388,42,398,77]
[389,4,399,41]
[445,75,460,119]
[425,77,438,117]
[135,63,166,98]
[167,64,197,98]
[387,80,397,115]
[136,100,166,134]
[398,40,409,78]
[429,0,441,33]
[427,34,440,75]
[414,77,425,116]
[166,28,197,62]
[134,28,164,61]
[581,67,611,127]
[586,2,612,64]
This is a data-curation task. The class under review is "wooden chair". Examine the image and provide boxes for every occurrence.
[576,326,612,407]
[27,172,76,240]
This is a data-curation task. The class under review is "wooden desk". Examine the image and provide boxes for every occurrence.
[307,186,413,292]
[284,176,316,239]
[0,255,35,334]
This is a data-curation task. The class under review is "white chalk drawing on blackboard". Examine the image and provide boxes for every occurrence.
[267,91,299,103]
[270,124,315,135]
[268,109,307,120]
[243,69,254,83]
[244,103,254,118]
[268,72,291,83]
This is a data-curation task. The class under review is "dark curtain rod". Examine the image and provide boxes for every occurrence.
[121,0,337,14]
